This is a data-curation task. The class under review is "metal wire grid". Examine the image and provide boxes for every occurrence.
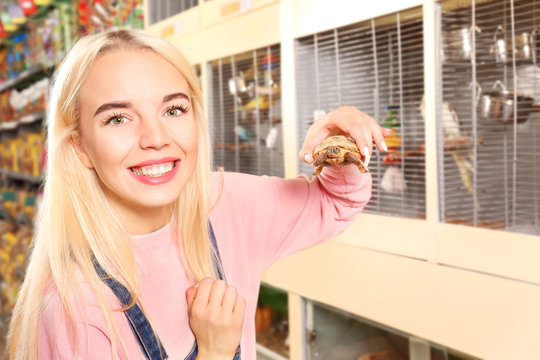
[148,0,198,25]
[207,45,284,177]
[295,8,426,219]
[440,0,540,232]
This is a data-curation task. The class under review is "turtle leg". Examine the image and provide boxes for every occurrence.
[312,153,327,175]
[345,152,368,173]
[312,152,327,167]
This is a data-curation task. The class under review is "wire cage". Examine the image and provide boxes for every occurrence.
[440,0,540,234]
[207,45,284,177]
[295,7,426,219]
[148,0,198,25]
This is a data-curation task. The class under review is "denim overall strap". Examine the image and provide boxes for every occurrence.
[184,223,241,360]
[93,258,168,360]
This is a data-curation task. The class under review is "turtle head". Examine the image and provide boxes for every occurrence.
[327,146,340,157]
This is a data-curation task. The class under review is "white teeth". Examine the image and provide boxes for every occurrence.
[131,162,175,177]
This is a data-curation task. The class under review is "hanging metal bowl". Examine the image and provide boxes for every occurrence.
[480,81,535,124]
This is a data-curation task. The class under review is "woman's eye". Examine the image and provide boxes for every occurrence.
[105,115,128,126]
[165,106,188,117]
[167,108,181,116]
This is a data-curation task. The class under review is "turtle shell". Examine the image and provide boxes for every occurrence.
[313,135,360,155]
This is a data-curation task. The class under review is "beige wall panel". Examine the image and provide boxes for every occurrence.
[290,0,424,38]
[437,223,540,286]
[162,3,280,64]
[335,214,430,260]
[201,0,278,28]
[262,240,540,360]
[146,6,201,39]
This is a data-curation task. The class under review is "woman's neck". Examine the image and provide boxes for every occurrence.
[122,204,172,236]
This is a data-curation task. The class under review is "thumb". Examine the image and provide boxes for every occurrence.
[299,126,334,164]
[186,286,197,312]
[299,134,326,164]
[299,147,314,164]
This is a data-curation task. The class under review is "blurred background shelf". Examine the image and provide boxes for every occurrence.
[0,169,42,185]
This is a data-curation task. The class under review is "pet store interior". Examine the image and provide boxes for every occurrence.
[0,0,539,359]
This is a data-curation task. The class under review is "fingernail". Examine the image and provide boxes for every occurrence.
[363,146,370,167]
[381,141,388,152]
[304,153,313,163]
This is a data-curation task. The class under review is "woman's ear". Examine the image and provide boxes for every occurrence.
[70,135,94,169]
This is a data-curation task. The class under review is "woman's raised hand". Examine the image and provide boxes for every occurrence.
[299,106,391,168]
[186,278,245,360]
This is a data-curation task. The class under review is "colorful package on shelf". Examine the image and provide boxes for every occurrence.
[7,4,26,26]
[59,1,78,53]
[18,0,39,17]
[39,7,64,67]
[35,78,49,112]
[0,20,8,39]
[7,78,49,119]
[26,17,45,68]
[6,33,29,78]
[0,90,14,123]
[0,189,36,316]
[0,10,17,33]
[5,138,22,172]
[77,0,144,35]
[20,133,43,177]
[9,88,29,117]
[0,144,5,170]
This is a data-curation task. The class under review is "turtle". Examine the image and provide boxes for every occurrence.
[312,135,368,175]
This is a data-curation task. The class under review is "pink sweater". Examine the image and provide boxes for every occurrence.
[38,166,372,359]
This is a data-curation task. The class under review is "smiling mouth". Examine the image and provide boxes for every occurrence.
[130,161,178,177]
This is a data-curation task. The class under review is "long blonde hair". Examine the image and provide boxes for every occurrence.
[7,29,214,359]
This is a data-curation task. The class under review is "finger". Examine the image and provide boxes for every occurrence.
[233,294,246,324]
[221,285,238,313]
[208,279,227,309]
[348,126,371,167]
[186,286,197,312]
[372,124,388,152]
[382,128,393,136]
[193,277,214,307]
[298,123,330,164]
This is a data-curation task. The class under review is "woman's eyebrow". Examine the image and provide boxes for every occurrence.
[163,92,189,103]
[93,92,189,117]
[94,102,132,117]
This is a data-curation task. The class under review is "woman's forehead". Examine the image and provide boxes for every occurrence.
[80,50,191,107]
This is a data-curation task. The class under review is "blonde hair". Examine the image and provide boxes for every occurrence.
[7,29,214,359]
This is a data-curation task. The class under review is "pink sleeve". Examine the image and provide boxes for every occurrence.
[212,164,372,275]
[261,164,372,268]
[38,290,115,360]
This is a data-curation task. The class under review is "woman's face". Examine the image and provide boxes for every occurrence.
[75,50,198,229]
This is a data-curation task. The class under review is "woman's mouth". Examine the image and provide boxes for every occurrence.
[130,161,177,177]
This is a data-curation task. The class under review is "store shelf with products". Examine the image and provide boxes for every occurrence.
[0,1,147,349]
[0,189,37,333]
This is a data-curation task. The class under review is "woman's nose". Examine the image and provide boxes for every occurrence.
[139,118,170,150]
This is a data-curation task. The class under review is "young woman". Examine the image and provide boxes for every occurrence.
[7,29,389,360]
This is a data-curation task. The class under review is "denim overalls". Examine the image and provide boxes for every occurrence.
[93,223,241,360]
